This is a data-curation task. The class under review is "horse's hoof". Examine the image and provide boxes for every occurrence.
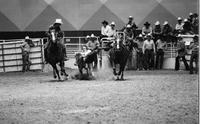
[54,76,57,79]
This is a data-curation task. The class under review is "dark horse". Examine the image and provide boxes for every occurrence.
[108,35,132,80]
[74,50,97,78]
[45,32,68,80]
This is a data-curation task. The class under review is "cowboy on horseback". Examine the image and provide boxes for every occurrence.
[86,34,100,69]
[44,19,68,63]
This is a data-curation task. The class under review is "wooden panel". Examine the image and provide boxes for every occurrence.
[5,66,18,72]
[4,54,17,60]
[29,52,42,58]
[4,60,17,66]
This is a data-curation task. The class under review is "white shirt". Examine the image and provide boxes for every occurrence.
[107,27,117,37]
[175,23,184,30]
[143,39,155,53]
[101,25,110,36]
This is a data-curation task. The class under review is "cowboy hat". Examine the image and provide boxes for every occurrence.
[189,12,193,16]
[177,17,182,20]
[155,21,160,25]
[86,35,90,39]
[163,21,168,25]
[147,34,152,37]
[144,22,150,26]
[139,34,143,37]
[128,16,133,19]
[110,21,115,26]
[54,19,63,24]
[25,36,30,40]
[91,34,95,38]
[184,18,188,22]
[102,20,108,25]
[126,24,131,28]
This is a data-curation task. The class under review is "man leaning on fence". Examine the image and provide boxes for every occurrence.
[20,36,35,72]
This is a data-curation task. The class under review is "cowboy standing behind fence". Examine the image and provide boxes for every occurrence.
[189,35,199,74]
[44,19,67,63]
[20,36,35,72]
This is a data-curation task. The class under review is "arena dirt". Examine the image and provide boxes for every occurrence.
[0,68,198,124]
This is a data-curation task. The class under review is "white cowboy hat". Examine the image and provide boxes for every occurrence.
[126,24,131,28]
[25,36,29,40]
[139,34,143,37]
[110,21,115,25]
[155,21,160,25]
[91,34,95,38]
[128,16,133,19]
[163,21,168,25]
[189,12,193,16]
[86,35,90,38]
[54,19,63,24]
[184,18,188,22]
[177,17,182,20]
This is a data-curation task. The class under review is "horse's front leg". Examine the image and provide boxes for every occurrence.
[112,62,117,76]
[53,69,57,79]
[52,64,61,80]
[88,63,94,76]
[60,61,68,77]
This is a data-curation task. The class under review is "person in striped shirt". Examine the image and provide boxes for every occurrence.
[189,35,199,74]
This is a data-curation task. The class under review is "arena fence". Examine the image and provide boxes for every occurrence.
[0,35,194,72]
[0,38,44,73]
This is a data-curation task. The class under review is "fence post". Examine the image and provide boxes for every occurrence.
[2,40,5,72]
[78,37,81,51]
[41,38,45,72]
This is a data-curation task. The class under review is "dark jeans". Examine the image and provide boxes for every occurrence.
[190,53,198,74]
[144,49,154,70]
[155,49,164,69]
[137,49,144,70]
[175,56,189,70]
[22,51,31,72]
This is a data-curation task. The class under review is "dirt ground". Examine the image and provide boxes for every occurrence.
[0,68,198,124]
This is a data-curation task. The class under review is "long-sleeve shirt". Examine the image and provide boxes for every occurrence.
[20,41,31,52]
[86,40,100,51]
[142,39,155,53]
[153,26,162,35]
[107,27,117,37]
[156,39,166,50]
[142,26,153,36]
[175,23,184,31]
[189,41,199,54]
[101,25,110,36]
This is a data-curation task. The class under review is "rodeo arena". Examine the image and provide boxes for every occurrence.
[0,0,199,124]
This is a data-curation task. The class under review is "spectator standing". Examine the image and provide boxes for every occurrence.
[155,37,166,69]
[20,36,35,72]
[175,36,190,71]
[143,34,156,70]
[189,35,199,74]
[134,34,144,70]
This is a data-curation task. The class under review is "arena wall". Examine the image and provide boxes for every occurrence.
[0,0,198,32]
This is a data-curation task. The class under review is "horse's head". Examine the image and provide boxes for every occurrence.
[49,29,57,44]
